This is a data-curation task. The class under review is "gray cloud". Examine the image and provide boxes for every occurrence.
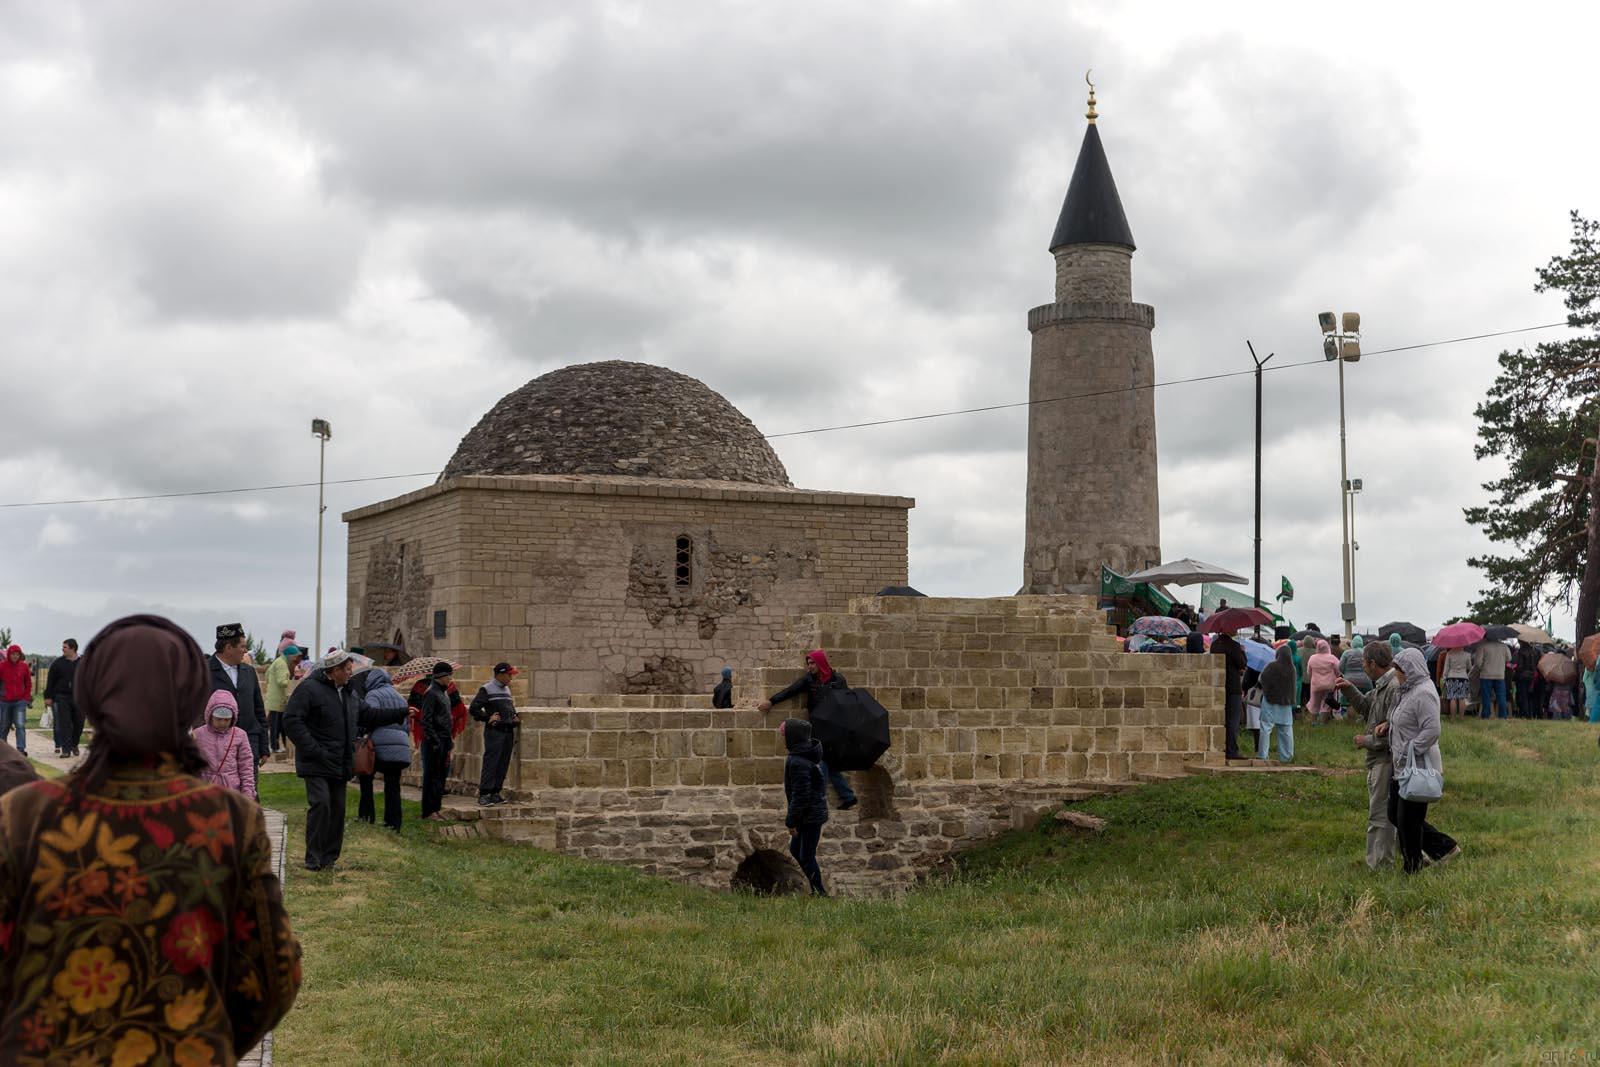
[0,2,1591,652]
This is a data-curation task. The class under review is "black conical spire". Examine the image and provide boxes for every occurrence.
[1049,122,1135,252]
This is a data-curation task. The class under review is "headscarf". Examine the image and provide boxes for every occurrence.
[1389,633,1403,653]
[806,650,834,684]
[276,629,298,655]
[1259,644,1298,706]
[0,740,39,796]
[1315,639,1331,656]
[1352,634,1365,649]
[721,667,733,680]
[73,614,209,793]
[1393,647,1432,692]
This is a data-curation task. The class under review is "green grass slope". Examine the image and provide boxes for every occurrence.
[262,719,1600,1065]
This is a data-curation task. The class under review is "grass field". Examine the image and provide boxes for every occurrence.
[140,719,1600,1062]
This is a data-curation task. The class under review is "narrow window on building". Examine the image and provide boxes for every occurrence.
[674,535,693,588]
[433,610,447,639]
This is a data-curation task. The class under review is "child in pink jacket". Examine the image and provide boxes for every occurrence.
[193,690,257,799]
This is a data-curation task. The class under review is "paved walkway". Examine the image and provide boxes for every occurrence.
[240,807,287,1067]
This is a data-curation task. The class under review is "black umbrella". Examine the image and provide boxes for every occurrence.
[1482,624,1518,641]
[1378,621,1427,645]
[809,687,891,772]
[877,585,927,597]
[1290,629,1324,642]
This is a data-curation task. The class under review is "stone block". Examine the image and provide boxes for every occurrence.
[621,732,655,758]
[542,732,588,760]
[691,731,727,757]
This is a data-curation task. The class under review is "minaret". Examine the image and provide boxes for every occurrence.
[1021,79,1160,593]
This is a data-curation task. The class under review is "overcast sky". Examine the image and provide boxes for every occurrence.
[2,1,1594,656]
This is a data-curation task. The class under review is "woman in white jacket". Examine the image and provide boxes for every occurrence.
[1379,647,1444,874]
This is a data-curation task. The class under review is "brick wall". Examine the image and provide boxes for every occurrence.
[438,594,1225,895]
[344,473,911,701]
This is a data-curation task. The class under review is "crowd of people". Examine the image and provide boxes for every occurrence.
[0,614,535,1060]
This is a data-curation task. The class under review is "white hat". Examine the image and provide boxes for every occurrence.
[319,649,353,671]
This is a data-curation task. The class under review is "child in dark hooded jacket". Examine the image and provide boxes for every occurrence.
[781,718,829,896]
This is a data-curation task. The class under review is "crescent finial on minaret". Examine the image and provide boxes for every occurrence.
[1085,69,1097,124]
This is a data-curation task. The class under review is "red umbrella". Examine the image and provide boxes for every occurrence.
[1199,607,1275,634]
[1432,622,1486,649]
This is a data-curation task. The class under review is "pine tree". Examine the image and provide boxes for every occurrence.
[1465,211,1600,640]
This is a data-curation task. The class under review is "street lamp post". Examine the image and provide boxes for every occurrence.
[1318,312,1361,641]
[311,418,332,658]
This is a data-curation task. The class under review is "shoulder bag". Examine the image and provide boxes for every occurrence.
[1397,739,1443,802]
[354,732,377,777]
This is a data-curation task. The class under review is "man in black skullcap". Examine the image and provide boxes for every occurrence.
[205,623,267,791]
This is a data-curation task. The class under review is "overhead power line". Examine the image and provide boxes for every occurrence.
[0,319,1570,510]
[764,321,1569,439]
[0,473,439,510]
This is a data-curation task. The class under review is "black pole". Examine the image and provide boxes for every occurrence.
[1248,342,1274,636]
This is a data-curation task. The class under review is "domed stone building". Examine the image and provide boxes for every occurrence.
[344,361,912,700]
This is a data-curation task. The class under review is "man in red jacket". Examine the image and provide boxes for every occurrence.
[0,644,33,756]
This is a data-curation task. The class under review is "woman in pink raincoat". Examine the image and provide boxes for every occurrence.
[192,688,257,798]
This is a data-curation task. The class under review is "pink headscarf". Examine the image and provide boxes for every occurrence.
[1316,639,1331,655]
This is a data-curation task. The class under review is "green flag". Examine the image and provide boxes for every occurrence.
[1277,576,1294,603]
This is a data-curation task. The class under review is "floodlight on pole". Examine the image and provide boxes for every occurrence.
[1318,311,1361,639]
[312,418,332,658]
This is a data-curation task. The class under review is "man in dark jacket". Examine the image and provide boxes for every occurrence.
[419,662,456,819]
[468,662,519,807]
[43,638,81,758]
[205,623,268,783]
[1210,632,1249,760]
[781,718,828,896]
[712,667,733,709]
[282,650,358,871]
[758,650,857,809]
[1513,641,1541,719]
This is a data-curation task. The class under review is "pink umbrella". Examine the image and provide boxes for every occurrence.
[1432,622,1486,649]
[1199,607,1275,634]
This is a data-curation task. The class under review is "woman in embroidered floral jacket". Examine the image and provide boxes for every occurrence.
[0,614,301,1065]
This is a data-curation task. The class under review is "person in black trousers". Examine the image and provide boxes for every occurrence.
[1210,631,1248,759]
[282,650,358,872]
[43,638,81,758]
[354,667,412,831]
[419,662,455,820]
[468,662,519,806]
[781,718,829,896]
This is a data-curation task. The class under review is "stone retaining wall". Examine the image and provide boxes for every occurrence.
[437,594,1224,894]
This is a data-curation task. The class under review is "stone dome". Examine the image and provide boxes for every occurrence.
[441,360,792,486]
